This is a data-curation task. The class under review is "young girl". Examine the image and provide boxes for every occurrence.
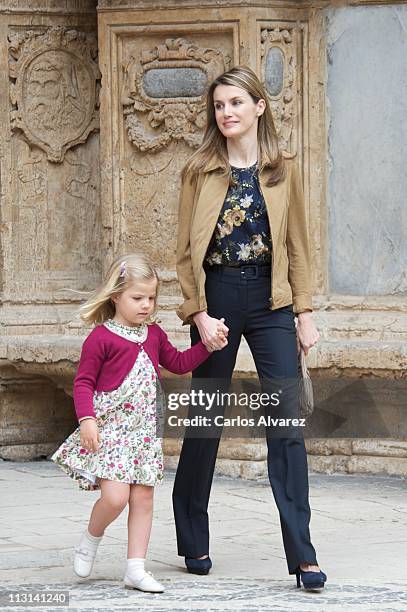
[52,253,227,593]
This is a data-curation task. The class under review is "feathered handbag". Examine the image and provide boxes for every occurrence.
[298,349,314,417]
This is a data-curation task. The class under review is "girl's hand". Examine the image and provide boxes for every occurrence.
[80,418,100,453]
[209,327,228,352]
[193,312,229,351]
[296,311,320,355]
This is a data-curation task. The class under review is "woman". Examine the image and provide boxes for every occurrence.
[172,66,327,590]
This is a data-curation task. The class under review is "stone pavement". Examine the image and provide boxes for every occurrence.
[0,460,406,611]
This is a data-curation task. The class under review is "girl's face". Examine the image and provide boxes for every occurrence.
[111,277,158,327]
[213,84,265,141]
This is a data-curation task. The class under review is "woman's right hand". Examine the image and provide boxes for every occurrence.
[80,418,100,453]
[193,312,229,351]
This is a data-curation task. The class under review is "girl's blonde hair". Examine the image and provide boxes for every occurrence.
[79,253,159,326]
[182,65,285,187]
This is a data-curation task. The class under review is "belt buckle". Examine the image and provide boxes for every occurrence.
[240,265,258,279]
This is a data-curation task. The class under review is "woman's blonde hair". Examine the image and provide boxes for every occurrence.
[182,65,285,187]
[79,252,159,326]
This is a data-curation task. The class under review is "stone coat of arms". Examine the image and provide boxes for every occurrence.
[9,27,100,163]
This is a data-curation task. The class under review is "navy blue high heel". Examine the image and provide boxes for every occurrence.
[296,567,327,590]
[185,556,212,575]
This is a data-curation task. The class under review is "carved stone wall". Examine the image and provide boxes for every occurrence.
[0,1,100,459]
[1,0,406,476]
[260,25,301,159]
[98,1,318,304]
[119,35,231,268]
[98,0,407,477]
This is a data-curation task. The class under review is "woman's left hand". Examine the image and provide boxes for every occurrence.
[296,311,320,355]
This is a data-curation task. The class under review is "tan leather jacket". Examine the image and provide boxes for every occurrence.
[176,154,312,324]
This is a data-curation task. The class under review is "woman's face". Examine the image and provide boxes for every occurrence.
[213,84,265,140]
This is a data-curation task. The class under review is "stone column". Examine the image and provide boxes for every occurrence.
[0,1,101,459]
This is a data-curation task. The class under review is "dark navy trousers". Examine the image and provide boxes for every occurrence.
[172,265,318,574]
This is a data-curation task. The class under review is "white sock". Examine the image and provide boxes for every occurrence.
[81,529,103,550]
[126,557,146,580]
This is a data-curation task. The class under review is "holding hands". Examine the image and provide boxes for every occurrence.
[193,312,229,352]
[193,310,319,356]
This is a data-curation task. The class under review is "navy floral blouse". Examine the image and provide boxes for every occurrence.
[205,162,272,266]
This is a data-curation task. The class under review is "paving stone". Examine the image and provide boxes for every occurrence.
[0,461,406,610]
[0,579,406,611]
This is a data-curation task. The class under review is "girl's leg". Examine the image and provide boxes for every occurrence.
[88,479,130,536]
[74,479,129,578]
[124,484,164,592]
[127,484,154,558]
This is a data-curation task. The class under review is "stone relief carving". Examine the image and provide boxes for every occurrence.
[122,37,230,152]
[13,139,49,271]
[128,145,177,207]
[65,149,92,199]
[9,27,100,163]
[16,141,46,199]
[260,27,299,155]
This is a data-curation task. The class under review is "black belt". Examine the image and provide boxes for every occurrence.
[204,263,271,279]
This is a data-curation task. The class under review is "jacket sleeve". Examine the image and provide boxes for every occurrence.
[286,161,313,314]
[158,326,210,374]
[73,330,106,421]
[176,171,203,324]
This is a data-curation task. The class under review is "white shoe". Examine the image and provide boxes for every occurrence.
[124,570,165,593]
[73,530,102,578]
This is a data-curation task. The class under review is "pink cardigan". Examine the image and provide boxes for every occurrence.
[73,323,210,421]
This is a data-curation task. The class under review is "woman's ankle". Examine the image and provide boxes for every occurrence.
[300,563,320,572]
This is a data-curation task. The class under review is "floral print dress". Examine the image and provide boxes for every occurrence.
[51,319,164,490]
